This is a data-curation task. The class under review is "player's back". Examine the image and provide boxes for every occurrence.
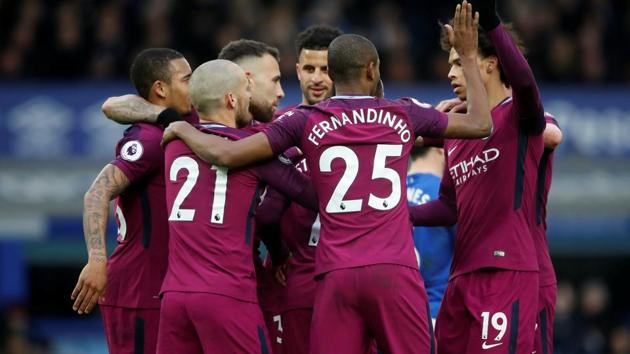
[293,96,447,275]
[263,96,448,354]
[444,97,544,279]
[162,124,262,303]
[102,122,169,309]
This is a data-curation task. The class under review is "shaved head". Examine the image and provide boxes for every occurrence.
[328,34,379,84]
[189,59,246,115]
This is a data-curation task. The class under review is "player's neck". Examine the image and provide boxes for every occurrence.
[334,83,373,97]
[487,80,511,110]
[408,158,443,178]
[198,109,237,128]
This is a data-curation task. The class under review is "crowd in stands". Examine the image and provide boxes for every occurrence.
[0,0,628,82]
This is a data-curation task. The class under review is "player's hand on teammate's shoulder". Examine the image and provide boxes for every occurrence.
[71,261,107,315]
[445,1,480,60]
[436,98,467,113]
[162,120,193,147]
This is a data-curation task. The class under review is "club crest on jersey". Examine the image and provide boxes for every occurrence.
[121,140,144,162]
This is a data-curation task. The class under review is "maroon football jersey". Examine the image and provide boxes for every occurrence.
[263,96,448,276]
[101,123,169,309]
[442,96,544,279]
[161,123,315,302]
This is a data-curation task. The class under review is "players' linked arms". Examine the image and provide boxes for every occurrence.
[163,121,275,169]
[101,94,163,124]
[444,1,492,139]
[71,164,130,315]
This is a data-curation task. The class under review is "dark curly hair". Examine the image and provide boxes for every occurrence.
[295,25,343,56]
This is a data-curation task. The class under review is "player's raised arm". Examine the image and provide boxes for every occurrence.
[442,1,492,139]
[408,161,458,226]
[476,0,545,133]
[71,164,130,315]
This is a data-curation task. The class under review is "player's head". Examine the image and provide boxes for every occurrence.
[328,34,381,96]
[218,39,283,122]
[294,25,343,105]
[440,22,526,101]
[188,59,252,128]
[130,48,192,115]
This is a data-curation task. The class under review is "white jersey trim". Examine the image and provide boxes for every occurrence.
[331,95,374,100]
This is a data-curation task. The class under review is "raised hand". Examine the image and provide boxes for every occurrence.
[444,1,480,60]
[161,121,192,147]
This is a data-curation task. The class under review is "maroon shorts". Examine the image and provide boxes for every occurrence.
[263,310,283,354]
[534,283,557,354]
[156,292,271,354]
[282,308,312,354]
[435,269,539,354]
[100,305,160,354]
[311,264,434,354]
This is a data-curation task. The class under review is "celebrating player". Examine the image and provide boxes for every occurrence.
[406,146,455,326]
[216,39,290,351]
[160,2,491,352]
[255,24,343,354]
[433,92,563,354]
[71,48,192,354]
[409,0,549,352]
[157,59,317,354]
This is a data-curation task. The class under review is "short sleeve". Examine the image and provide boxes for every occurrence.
[110,124,163,183]
[401,97,449,138]
[262,108,308,155]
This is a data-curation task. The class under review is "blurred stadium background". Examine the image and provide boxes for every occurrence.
[0,0,629,353]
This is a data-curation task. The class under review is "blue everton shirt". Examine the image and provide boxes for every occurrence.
[407,172,455,319]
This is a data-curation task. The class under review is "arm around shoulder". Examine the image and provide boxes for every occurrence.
[101,94,163,124]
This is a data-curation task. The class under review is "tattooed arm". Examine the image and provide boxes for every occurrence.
[71,164,130,314]
[101,94,164,124]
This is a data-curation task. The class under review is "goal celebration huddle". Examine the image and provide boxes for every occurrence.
[70,1,563,353]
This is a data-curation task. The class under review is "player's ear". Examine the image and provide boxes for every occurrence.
[226,92,237,110]
[485,55,499,74]
[366,61,377,81]
[153,80,167,99]
[244,71,254,84]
